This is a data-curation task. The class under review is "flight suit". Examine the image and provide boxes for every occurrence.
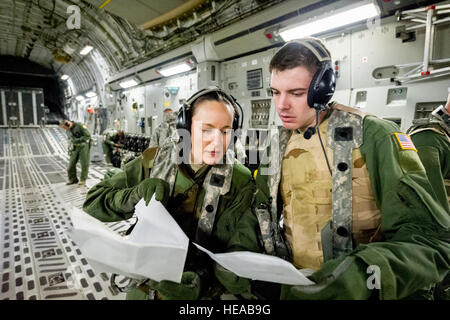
[408,122,450,212]
[66,122,91,182]
[82,146,255,299]
[221,103,450,300]
[102,130,124,164]
[408,121,450,300]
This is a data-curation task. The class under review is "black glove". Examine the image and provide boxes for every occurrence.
[136,178,169,206]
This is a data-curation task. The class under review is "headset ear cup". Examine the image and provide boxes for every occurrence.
[176,108,184,130]
[176,105,187,131]
[307,69,322,108]
[315,67,336,105]
[307,66,336,108]
[176,105,192,132]
[233,114,239,131]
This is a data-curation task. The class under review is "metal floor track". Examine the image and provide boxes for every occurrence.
[0,127,132,300]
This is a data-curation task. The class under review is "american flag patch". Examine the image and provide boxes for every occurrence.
[394,133,417,151]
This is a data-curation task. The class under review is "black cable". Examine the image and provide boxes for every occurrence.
[315,109,333,177]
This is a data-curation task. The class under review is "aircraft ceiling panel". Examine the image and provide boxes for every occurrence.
[85,0,188,26]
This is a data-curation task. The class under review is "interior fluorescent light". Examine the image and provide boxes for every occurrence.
[80,45,93,55]
[75,95,84,101]
[61,74,69,80]
[119,79,139,88]
[279,2,379,41]
[158,62,192,77]
[85,91,97,98]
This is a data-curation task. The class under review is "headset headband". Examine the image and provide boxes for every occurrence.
[185,86,237,110]
[292,38,331,64]
[183,86,243,129]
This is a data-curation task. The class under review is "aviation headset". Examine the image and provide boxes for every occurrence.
[289,38,336,111]
[283,38,336,140]
[176,86,243,132]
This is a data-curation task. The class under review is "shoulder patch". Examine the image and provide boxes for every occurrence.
[82,125,87,129]
[394,133,417,151]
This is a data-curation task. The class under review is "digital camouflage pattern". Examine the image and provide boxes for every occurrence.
[256,126,292,259]
[196,148,235,245]
[149,112,178,148]
[149,135,179,195]
[326,104,365,260]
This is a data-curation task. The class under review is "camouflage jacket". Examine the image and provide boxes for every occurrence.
[149,113,178,148]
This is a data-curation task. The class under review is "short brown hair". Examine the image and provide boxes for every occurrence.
[269,38,331,75]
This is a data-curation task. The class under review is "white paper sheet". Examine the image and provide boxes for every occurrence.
[66,195,189,283]
[193,243,315,286]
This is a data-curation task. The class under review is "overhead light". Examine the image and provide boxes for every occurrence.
[75,95,84,101]
[80,45,93,55]
[61,74,69,80]
[158,62,193,77]
[85,91,97,98]
[279,1,380,41]
[119,79,139,89]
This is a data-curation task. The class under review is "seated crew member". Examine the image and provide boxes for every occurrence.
[407,92,450,213]
[407,92,450,300]
[82,87,254,300]
[216,38,450,300]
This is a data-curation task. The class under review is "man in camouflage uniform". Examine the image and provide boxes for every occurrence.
[216,38,450,300]
[59,120,91,186]
[83,88,254,300]
[149,108,177,148]
[407,92,450,299]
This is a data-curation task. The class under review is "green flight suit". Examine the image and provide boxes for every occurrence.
[82,150,255,299]
[408,122,450,300]
[223,107,450,300]
[408,123,450,212]
[67,122,91,182]
[102,130,124,164]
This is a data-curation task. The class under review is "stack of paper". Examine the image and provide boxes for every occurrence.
[67,196,314,286]
[67,196,189,283]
